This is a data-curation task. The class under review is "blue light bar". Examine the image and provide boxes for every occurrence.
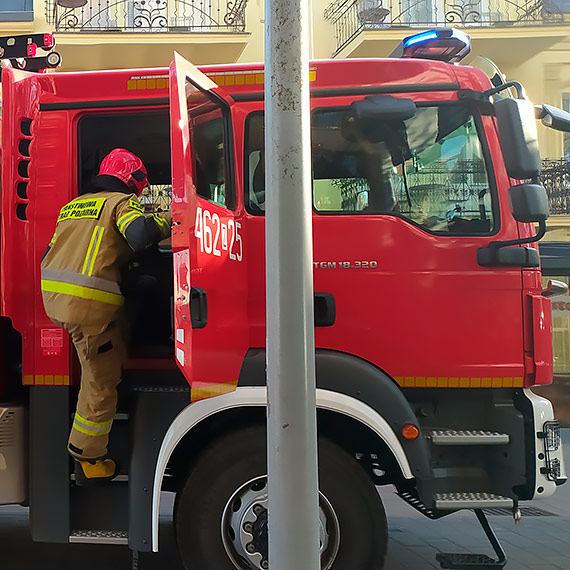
[391,28,471,63]
[403,31,439,48]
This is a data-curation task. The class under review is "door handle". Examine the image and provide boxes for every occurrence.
[190,287,208,329]
[314,292,335,327]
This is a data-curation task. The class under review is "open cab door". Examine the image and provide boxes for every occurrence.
[169,52,249,401]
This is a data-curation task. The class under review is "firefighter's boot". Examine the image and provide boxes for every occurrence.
[74,458,119,486]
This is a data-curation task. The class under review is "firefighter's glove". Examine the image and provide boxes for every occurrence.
[157,210,172,227]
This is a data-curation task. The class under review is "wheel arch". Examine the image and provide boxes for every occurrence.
[151,386,414,551]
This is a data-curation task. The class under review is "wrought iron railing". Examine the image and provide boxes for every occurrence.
[542,159,570,216]
[324,0,565,55]
[46,0,247,32]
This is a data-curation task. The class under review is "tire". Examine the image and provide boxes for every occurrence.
[174,425,388,570]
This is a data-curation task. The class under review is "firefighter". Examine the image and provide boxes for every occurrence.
[40,148,171,485]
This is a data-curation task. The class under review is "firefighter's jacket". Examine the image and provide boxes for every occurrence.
[41,190,170,327]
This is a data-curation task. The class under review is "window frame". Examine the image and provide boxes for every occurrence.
[76,108,171,197]
[243,102,500,237]
[0,0,33,21]
[243,110,266,216]
[187,81,237,211]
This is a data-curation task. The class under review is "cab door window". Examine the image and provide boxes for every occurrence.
[187,85,234,210]
[245,105,496,235]
[311,104,495,234]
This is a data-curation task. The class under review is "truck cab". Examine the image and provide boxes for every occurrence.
[0,30,566,570]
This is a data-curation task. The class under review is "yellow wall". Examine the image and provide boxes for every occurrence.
[1,1,568,162]
[15,0,339,71]
[491,46,570,158]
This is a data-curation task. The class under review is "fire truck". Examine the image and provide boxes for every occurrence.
[0,28,567,570]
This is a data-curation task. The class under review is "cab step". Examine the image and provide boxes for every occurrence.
[436,510,507,569]
[398,490,439,519]
[430,430,509,446]
[435,493,513,510]
[70,473,129,482]
[69,530,128,544]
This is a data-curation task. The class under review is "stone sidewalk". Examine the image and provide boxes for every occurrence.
[381,429,570,570]
[381,488,570,570]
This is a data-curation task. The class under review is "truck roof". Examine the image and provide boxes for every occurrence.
[8,58,492,107]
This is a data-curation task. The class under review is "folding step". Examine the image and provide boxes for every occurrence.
[436,510,507,569]
[435,493,513,510]
[430,430,509,446]
[69,530,128,544]
[436,553,505,569]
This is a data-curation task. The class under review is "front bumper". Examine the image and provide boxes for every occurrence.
[539,420,567,486]
[524,389,567,498]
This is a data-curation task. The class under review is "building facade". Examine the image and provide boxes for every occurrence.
[3,1,569,156]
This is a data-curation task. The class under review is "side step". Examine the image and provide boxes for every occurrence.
[398,490,439,519]
[69,530,128,545]
[436,509,507,569]
[435,493,513,510]
[70,474,129,482]
[430,430,509,446]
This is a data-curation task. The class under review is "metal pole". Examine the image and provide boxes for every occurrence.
[265,0,320,565]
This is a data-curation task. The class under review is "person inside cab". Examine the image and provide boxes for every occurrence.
[40,148,171,485]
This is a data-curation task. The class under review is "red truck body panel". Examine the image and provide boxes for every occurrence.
[0,56,551,397]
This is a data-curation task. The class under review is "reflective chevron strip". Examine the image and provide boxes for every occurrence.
[73,413,113,437]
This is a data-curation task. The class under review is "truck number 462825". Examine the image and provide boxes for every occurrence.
[195,206,243,261]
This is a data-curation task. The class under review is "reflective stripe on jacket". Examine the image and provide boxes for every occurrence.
[41,190,170,326]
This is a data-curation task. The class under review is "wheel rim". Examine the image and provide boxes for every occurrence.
[221,475,341,570]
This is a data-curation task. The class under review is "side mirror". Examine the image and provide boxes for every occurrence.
[478,182,548,267]
[494,98,541,180]
[536,104,570,133]
[509,183,549,223]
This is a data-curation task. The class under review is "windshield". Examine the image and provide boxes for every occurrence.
[245,104,495,234]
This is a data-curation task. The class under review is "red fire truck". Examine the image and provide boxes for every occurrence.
[0,29,567,570]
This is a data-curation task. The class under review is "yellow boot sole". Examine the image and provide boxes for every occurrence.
[74,458,119,486]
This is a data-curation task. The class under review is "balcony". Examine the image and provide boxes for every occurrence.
[44,0,250,70]
[543,159,570,216]
[46,0,247,33]
[324,0,568,58]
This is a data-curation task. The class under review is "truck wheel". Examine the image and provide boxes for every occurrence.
[174,425,388,570]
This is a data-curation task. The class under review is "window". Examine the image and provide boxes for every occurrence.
[544,0,570,13]
[245,104,495,234]
[0,0,33,21]
[77,111,171,204]
[187,81,233,209]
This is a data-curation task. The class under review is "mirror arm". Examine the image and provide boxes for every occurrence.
[458,82,526,106]
[477,221,545,267]
[486,219,546,250]
[483,81,526,100]
[542,279,568,298]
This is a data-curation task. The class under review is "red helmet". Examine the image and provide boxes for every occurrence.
[98,148,148,195]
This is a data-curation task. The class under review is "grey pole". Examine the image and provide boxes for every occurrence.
[264,0,321,566]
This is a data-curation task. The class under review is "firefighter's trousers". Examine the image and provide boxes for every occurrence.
[56,319,126,460]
